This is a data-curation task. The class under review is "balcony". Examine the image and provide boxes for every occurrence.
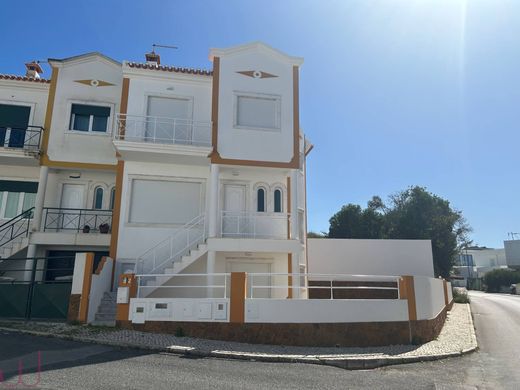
[28,208,114,248]
[221,211,289,240]
[0,125,44,166]
[113,114,212,163]
[42,208,112,233]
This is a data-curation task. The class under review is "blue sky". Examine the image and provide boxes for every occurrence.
[2,0,519,247]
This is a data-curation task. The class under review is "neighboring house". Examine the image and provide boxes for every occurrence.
[504,240,520,270]
[452,246,507,287]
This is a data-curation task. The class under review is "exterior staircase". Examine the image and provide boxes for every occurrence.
[0,208,33,259]
[135,214,207,297]
[92,291,117,326]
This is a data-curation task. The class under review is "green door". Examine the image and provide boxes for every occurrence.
[0,104,31,148]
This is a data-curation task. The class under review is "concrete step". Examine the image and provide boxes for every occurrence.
[95,313,116,321]
[97,307,116,314]
[90,320,116,327]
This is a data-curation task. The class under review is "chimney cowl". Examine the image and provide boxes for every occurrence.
[25,62,43,78]
[145,52,161,66]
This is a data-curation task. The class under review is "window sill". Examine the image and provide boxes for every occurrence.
[66,129,112,137]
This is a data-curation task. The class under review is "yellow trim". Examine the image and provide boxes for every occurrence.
[40,155,117,170]
[41,66,59,160]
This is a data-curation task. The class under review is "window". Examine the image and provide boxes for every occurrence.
[0,191,35,219]
[69,104,110,133]
[257,188,266,212]
[109,187,116,210]
[4,192,20,218]
[235,93,281,130]
[93,187,104,209]
[129,179,202,224]
[273,189,282,213]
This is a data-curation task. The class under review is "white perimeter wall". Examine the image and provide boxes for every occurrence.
[308,238,434,277]
[414,276,446,320]
[245,299,409,323]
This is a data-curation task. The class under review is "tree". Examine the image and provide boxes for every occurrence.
[384,187,471,278]
[326,186,472,278]
[328,202,384,239]
[307,231,326,238]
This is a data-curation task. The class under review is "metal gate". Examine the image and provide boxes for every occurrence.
[0,257,74,320]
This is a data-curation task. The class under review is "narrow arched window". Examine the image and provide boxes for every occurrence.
[93,187,104,209]
[274,189,282,213]
[257,188,266,212]
[109,187,116,210]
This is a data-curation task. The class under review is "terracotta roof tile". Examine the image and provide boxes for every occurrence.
[0,74,50,83]
[126,62,213,76]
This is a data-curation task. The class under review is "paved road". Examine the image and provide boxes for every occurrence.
[0,292,519,389]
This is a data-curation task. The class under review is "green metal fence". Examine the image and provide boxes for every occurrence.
[0,257,74,320]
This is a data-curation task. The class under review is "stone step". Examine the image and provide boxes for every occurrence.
[95,313,116,321]
[97,307,116,314]
[90,320,116,327]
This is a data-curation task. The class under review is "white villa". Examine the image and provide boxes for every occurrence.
[0,42,453,347]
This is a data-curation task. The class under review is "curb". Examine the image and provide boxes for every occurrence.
[0,305,478,370]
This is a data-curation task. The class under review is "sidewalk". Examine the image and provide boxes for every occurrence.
[0,303,477,370]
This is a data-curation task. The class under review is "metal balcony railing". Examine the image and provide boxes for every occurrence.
[0,208,33,249]
[42,208,112,233]
[0,125,43,151]
[221,211,289,239]
[115,114,211,147]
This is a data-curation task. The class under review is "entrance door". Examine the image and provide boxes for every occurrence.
[0,104,31,148]
[229,262,271,298]
[146,96,192,143]
[222,184,246,236]
[60,184,85,230]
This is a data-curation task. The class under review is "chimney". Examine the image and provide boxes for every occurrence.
[25,62,43,79]
[145,51,161,66]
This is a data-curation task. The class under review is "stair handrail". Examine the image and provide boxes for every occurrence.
[0,207,34,249]
[134,214,206,275]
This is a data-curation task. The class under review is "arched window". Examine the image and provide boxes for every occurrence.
[274,189,283,213]
[257,188,266,212]
[93,187,104,209]
[109,187,116,210]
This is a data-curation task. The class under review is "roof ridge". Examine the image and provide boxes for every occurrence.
[0,74,50,83]
[126,61,213,76]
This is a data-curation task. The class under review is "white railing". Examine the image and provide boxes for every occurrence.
[135,273,230,299]
[133,272,401,300]
[247,273,402,299]
[221,211,289,239]
[134,214,206,275]
[115,114,212,147]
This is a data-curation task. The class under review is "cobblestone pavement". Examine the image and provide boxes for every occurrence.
[0,303,476,368]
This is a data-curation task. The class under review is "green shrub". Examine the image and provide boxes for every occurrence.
[483,269,520,293]
[453,288,470,303]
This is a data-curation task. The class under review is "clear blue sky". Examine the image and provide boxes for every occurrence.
[2,0,519,247]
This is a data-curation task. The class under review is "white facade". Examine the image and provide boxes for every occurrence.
[308,238,435,277]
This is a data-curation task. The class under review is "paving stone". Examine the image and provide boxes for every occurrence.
[0,303,477,367]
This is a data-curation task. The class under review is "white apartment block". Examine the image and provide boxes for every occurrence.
[0,42,311,299]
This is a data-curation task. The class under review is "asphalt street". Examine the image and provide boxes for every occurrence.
[0,292,519,389]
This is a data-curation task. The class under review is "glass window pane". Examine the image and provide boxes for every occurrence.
[257,188,265,212]
[109,188,116,210]
[72,114,90,131]
[94,187,104,209]
[92,115,108,132]
[22,192,36,211]
[5,192,20,218]
[274,189,282,213]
